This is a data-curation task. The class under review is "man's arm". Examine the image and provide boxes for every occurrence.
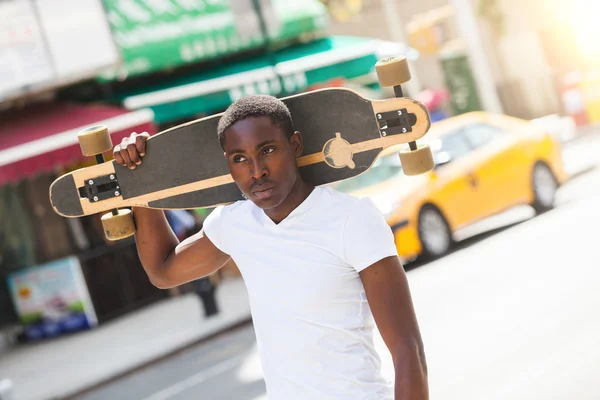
[133,207,231,289]
[360,256,428,400]
[113,132,230,289]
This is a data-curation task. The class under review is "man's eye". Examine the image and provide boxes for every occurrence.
[233,155,246,163]
[263,147,275,155]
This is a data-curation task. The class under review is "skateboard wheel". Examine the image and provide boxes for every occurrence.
[375,56,411,87]
[101,209,135,241]
[399,144,434,176]
[78,125,112,157]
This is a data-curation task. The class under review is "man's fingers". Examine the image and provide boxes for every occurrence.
[115,133,149,169]
[135,133,149,157]
[119,138,133,168]
[116,138,129,166]
[127,140,141,166]
[113,144,124,165]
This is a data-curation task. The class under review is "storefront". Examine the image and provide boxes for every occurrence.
[98,0,330,81]
[0,102,160,337]
[0,0,419,341]
[112,35,403,126]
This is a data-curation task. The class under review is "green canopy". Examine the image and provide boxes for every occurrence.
[100,0,328,80]
[117,36,404,124]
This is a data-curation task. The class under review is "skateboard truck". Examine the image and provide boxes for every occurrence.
[390,85,417,151]
[79,173,121,203]
[77,126,136,241]
[376,108,417,137]
[375,56,434,175]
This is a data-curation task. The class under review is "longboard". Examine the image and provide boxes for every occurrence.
[50,88,430,218]
[49,56,435,240]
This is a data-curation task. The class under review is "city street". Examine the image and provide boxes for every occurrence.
[4,3,600,400]
[77,134,600,400]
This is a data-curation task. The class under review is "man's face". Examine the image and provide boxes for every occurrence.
[222,116,303,210]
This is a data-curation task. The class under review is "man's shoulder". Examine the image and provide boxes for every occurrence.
[318,187,388,232]
[208,199,253,221]
[220,199,253,214]
[318,186,373,211]
[314,187,378,223]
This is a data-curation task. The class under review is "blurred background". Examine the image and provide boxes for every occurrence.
[1,0,599,399]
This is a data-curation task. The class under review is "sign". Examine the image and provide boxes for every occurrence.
[99,0,328,80]
[0,0,54,96]
[7,257,98,340]
[35,0,119,77]
[440,47,483,115]
[0,0,120,102]
[120,36,382,123]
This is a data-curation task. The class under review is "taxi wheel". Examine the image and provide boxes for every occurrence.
[531,162,557,214]
[417,205,453,260]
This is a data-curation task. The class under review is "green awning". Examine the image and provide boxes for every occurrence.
[116,36,417,124]
[100,0,328,80]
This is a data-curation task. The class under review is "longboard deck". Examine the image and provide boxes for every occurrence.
[50,88,430,217]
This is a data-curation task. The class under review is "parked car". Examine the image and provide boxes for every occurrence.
[330,111,568,262]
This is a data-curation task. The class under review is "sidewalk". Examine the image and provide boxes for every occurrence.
[1,277,252,400]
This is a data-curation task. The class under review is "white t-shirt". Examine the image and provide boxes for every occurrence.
[203,186,398,399]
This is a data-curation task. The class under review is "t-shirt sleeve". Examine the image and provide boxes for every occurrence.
[202,205,229,254]
[342,198,398,272]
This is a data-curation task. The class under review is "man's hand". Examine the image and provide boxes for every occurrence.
[113,131,150,169]
[360,256,428,399]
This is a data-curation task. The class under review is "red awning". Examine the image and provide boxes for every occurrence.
[0,102,156,185]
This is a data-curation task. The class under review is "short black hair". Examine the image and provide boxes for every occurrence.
[217,94,294,149]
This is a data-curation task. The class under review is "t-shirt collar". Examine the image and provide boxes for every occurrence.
[258,186,323,228]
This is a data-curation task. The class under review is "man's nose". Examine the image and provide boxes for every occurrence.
[250,158,268,179]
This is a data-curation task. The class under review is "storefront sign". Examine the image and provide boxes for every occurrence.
[99,0,328,80]
[7,256,98,340]
[0,0,119,101]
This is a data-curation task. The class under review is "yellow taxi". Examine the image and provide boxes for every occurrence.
[330,111,568,262]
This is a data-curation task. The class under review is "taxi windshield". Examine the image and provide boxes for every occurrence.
[331,154,404,192]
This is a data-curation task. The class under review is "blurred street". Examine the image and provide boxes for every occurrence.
[4,2,600,400]
[75,133,600,400]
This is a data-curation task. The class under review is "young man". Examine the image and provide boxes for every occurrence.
[114,95,428,399]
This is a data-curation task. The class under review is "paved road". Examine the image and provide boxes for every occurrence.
[77,134,600,400]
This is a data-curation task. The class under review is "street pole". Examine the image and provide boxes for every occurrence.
[250,0,286,95]
[380,0,422,96]
[448,0,504,113]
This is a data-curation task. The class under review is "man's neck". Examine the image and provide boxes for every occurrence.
[264,179,314,224]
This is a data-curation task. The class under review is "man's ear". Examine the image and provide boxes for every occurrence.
[290,131,304,157]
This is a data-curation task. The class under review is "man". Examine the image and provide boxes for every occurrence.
[114,94,428,399]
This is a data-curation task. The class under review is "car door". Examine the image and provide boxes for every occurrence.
[429,130,482,229]
[461,122,525,216]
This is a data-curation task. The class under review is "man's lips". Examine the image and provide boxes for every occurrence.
[252,185,275,199]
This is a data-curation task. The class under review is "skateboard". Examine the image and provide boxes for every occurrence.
[49,56,435,240]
